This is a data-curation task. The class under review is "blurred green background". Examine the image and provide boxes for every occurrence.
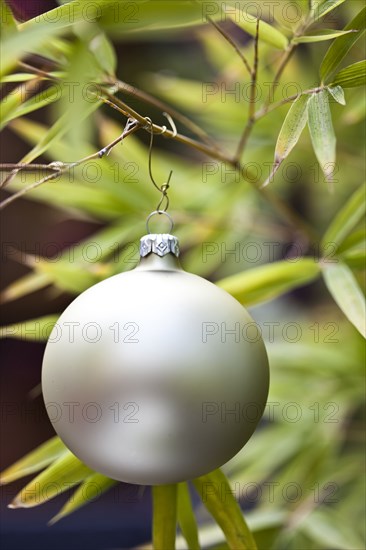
[0,1,365,549]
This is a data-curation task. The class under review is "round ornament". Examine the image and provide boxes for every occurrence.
[42,218,269,485]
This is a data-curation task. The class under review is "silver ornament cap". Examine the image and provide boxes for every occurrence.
[140,233,180,258]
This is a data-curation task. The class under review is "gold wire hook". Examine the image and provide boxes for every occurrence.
[145,116,173,212]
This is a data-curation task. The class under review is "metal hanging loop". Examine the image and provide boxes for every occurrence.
[146,210,174,234]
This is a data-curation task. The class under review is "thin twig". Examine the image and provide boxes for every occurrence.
[234,18,260,163]
[105,78,220,150]
[0,123,140,210]
[255,87,322,120]
[263,44,297,110]
[207,16,252,77]
[0,163,61,172]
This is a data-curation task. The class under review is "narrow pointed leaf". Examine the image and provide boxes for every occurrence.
[321,6,366,82]
[0,21,62,77]
[0,0,17,31]
[0,315,58,341]
[311,0,346,21]
[193,469,257,550]
[0,437,67,485]
[307,90,336,181]
[264,94,309,186]
[226,10,288,49]
[1,85,63,129]
[331,60,366,88]
[49,473,117,524]
[10,451,94,508]
[322,185,366,251]
[293,29,356,43]
[0,272,51,303]
[327,85,346,105]
[217,259,321,306]
[177,483,200,550]
[89,32,117,76]
[152,485,178,550]
[322,263,366,338]
[342,248,366,269]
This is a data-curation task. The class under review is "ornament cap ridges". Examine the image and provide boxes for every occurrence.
[140,234,180,258]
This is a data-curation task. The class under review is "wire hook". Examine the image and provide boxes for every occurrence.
[145,116,173,212]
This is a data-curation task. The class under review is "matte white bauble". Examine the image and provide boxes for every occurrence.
[42,233,269,485]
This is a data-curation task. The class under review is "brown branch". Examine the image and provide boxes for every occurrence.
[207,16,252,77]
[234,18,260,163]
[0,123,140,210]
[104,78,220,150]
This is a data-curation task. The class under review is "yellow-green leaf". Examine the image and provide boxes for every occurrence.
[49,473,117,524]
[177,483,200,550]
[263,94,309,186]
[217,259,321,306]
[0,272,51,304]
[322,185,366,252]
[327,85,346,105]
[331,60,366,88]
[322,263,366,338]
[1,84,63,129]
[152,484,178,550]
[341,248,366,269]
[0,437,67,485]
[0,315,58,341]
[293,29,356,43]
[311,0,346,21]
[193,469,257,550]
[307,90,336,182]
[226,9,288,49]
[10,451,94,508]
[321,6,366,82]
[0,20,62,77]
[89,32,117,76]
[0,0,17,31]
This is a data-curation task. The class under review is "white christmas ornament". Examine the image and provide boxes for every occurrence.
[42,222,269,485]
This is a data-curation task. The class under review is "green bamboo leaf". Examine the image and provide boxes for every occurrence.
[10,451,94,508]
[0,272,51,304]
[322,185,366,252]
[322,263,366,338]
[321,6,366,82]
[300,506,365,549]
[0,437,67,485]
[1,84,63,129]
[311,0,346,21]
[0,0,17,31]
[49,473,117,524]
[177,483,200,550]
[327,85,346,105]
[342,248,366,269]
[0,73,36,83]
[0,21,63,77]
[89,32,117,76]
[307,90,336,182]
[35,259,108,294]
[217,259,321,306]
[331,60,366,88]
[152,485,178,550]
[263,94,309,186]
[19,0,114,32]
[337,228,366,254]
[0,315,58,341]
[293,29,356,43]
[193,469,257,550]
[225,9,288,49]
[20,0,203,37]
